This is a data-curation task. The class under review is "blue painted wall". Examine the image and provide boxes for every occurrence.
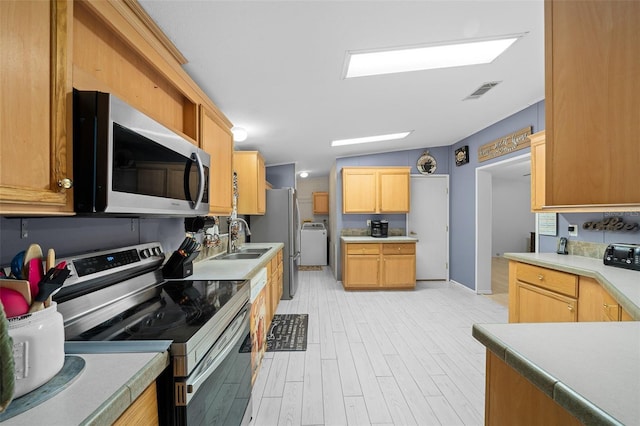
[266,164,296,189]
[448,102,545,289]
[0,216,185,266]
[539,213,640,253]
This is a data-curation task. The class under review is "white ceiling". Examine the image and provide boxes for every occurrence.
[139,0,545,179]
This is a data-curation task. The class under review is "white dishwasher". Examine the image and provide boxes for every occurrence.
[300,223,327,266]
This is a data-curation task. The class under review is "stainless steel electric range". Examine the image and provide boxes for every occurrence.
[53,243,252,426]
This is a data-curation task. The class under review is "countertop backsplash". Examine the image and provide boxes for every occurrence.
[564,240,608,259]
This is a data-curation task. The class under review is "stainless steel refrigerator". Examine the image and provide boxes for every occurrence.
[249,188,300,299]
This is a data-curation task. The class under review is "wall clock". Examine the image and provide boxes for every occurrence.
[417,151,437,174]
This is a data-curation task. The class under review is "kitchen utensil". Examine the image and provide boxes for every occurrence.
[46,249,55,272]
[27,258,44,299]
[28,267,70,313]
[0,280,31,306]
[21,244,43,281]
[0,288,29,318]
[10,251,25,279]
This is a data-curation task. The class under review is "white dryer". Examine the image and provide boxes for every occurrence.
[300,223,327,266]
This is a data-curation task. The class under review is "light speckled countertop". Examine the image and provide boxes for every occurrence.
[3,347,169,425]
[190,242,284,281]
[340,236,418,243]
[503,252,640,320]
[473,322,640,426]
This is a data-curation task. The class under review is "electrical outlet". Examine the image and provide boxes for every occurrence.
[366,220,371,227]
[568,224,578,237]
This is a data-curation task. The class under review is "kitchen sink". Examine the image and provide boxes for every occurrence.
[238,248,270,255]
[213,252,263,260]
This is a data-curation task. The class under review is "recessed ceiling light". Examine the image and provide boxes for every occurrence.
[231,127,248,142]
[344,34,524,78]
[331,131,412,147]
[299,172,309,178]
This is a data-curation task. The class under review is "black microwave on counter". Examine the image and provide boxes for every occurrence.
[72,90,210,216]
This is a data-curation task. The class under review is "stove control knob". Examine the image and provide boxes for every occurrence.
[140,249,151,259]
[152,247,162,256]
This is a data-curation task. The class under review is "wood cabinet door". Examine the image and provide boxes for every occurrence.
[381,255,416,288]
[578,276,622,322]
[257,153,266,214]
[234,151,266,215]
[342,168,377,213]
[529,131,546,211]
[378,169,410,213]
[516,281,577,323]
[312,192,329,214]
[344,255,379,288]
[0,0,73,214]
[200,105,233,216]
[113,382,159,426]
[545,0,640,208]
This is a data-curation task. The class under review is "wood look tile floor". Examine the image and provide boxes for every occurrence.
[251,267,508,426]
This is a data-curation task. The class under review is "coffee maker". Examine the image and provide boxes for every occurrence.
[370,220,388,238]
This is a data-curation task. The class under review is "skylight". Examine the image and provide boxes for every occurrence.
[344,35,523,78]
[331,131,411,147]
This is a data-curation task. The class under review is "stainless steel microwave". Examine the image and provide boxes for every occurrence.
[73,90,210,216]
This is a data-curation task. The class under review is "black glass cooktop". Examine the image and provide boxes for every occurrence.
[71,279,248,343]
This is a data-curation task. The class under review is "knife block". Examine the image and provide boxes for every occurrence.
[162,251,199,279]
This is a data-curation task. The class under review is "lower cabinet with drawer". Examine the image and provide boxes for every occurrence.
[508,261,578,323]
[509,261,634,323]
[342,241,416,290]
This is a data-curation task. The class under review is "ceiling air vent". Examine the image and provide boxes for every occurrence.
[464,81,501,100]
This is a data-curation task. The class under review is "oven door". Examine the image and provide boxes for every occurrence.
[173,304,252,426]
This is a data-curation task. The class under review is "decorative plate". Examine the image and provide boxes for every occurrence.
[417,151,437,174]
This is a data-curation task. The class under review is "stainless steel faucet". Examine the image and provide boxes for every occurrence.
[227,217,251,253]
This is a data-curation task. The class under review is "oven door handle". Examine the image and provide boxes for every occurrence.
[181,307,248,404]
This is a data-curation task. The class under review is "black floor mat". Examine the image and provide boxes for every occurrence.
[266,314,308,351]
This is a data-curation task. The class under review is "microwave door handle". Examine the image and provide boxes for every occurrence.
[185,152,206,209]
[192,151,206,210]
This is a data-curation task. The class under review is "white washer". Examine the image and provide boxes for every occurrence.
[300,223,327,266]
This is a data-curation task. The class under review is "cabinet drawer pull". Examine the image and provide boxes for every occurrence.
[537,274,544,281]
[603,303,618,309]
[567,304,574,311]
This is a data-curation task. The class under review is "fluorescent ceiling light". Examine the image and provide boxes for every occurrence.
[345,35,522,78]
[331,131,411,147]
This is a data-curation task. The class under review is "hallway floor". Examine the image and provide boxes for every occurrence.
[251,267,507,425]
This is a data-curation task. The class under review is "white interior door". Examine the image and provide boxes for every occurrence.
[408,175,449,280]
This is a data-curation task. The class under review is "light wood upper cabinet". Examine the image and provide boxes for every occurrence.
[0,0,73,215]
[200,105,233,216]
[342,167,410,214]
[544,0,640,210]
[529,131,546,211]
[234,151,266,215]
[312,192,329,215]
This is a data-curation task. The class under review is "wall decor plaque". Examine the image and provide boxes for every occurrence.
[478,126,532,162]
[455,145,469,166]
